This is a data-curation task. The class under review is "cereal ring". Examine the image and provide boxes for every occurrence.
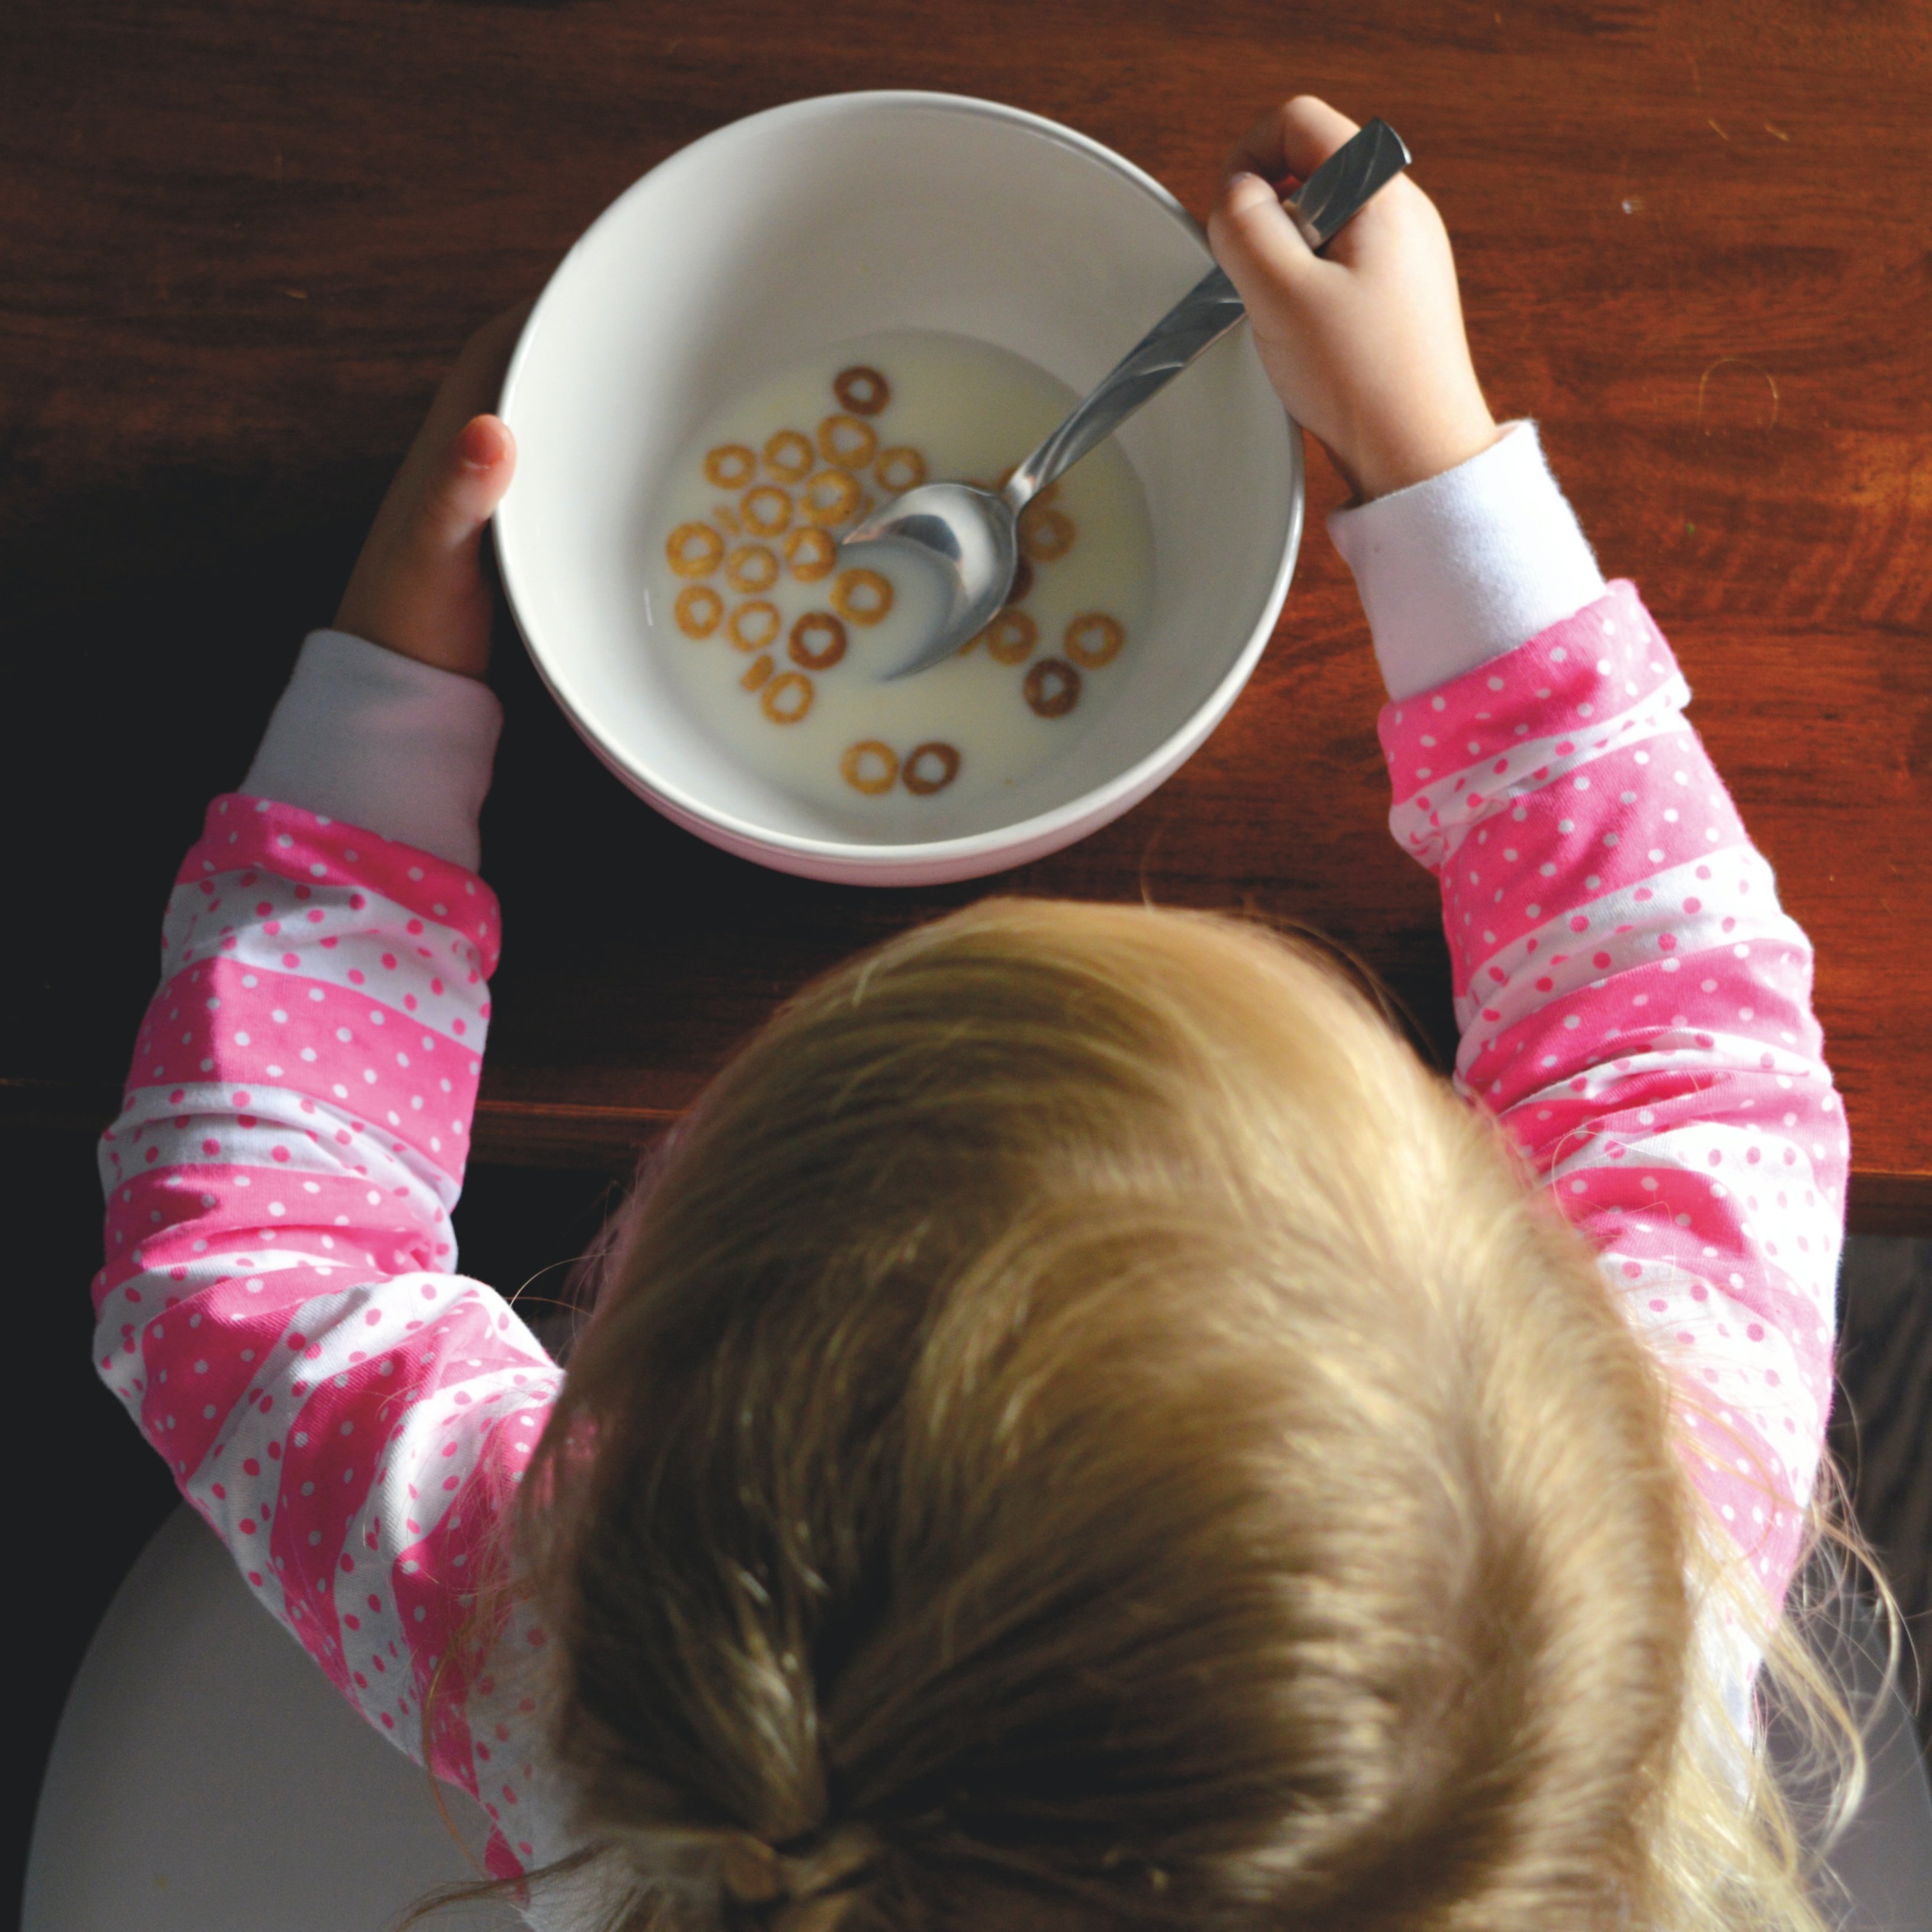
[704,444,756,489]
[783,527,838,582]
[1023,658,1081,719]
[788,611,848,671]
[674,584,724,637]
[833,365,890,416]
[763,429,815,482]
[666,521,724,578]
[817,414,878,469]
[726,600,781,652]
[840,740,898,795]
[761,671,814,724]
[1006,556,1034,605]
[874,446,926,493]
[1019,507,1075,562]
[977,609,1037,665]
[830,568,894,626]
[1064,612,1124,669]
[740,653,774,692]
[740,485,793,537]
[800,468,862,527]
[902,741,961,796]
[726,544,780,594]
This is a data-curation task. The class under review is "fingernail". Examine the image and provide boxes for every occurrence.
[456,415,504,471]
[1221,171,1279,215]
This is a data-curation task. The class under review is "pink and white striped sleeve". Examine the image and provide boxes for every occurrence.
[93,793,566,1878]
[1379,579,1847,1610]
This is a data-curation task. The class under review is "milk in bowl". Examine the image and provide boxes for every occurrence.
[643,328,1155,839]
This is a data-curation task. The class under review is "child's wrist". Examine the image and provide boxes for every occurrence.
[243,629,503,871]
[1327,420,1607,701]
[331,591,494,681]
[1353,407,1503,503]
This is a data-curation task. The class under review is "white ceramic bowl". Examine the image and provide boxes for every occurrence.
[496,90,1302,886]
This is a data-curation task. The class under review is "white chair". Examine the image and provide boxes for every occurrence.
[1766,1589,1932,1931]
[25,1507,520,1931]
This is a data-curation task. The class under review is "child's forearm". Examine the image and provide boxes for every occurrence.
[1364,501,1846,1611]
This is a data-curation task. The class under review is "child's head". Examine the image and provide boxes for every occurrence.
[514,899,1812,1930]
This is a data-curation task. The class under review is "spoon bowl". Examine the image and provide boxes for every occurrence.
[842,481,1019,677]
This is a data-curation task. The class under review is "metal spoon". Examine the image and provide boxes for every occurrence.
[842,118,1412,680]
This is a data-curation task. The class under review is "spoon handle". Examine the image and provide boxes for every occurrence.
[1003,118,1411,511]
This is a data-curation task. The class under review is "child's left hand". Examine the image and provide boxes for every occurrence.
[333,304,528,680]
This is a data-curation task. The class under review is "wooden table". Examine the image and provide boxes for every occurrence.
[4,0,1928,1229]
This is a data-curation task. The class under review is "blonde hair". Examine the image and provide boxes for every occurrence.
[430,899,1883,1932]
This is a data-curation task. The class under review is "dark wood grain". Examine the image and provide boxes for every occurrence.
[3,0,1928,1226]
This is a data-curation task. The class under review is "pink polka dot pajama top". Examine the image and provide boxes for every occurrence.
[92,421,1846,1892]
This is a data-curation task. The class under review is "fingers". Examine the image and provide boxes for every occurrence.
[458,411,514,473]
[1223,94,1362,189]
[400,302,534,484]
[333,411,516,676]
[1208,169,1322,306]
[1276,95,1363,181]
[419,414,516,550]
[437,302,536,425]
[331,305,533,680]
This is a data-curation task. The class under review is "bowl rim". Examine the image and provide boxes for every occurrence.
[495,87,1303,872]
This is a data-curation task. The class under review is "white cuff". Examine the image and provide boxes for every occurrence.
[1327,421,1608,701]
[242,630,503,872]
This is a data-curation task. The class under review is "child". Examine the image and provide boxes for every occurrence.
[95,96,1858,1932]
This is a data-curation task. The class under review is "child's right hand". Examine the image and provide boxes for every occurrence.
[1208,96,1500,503]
